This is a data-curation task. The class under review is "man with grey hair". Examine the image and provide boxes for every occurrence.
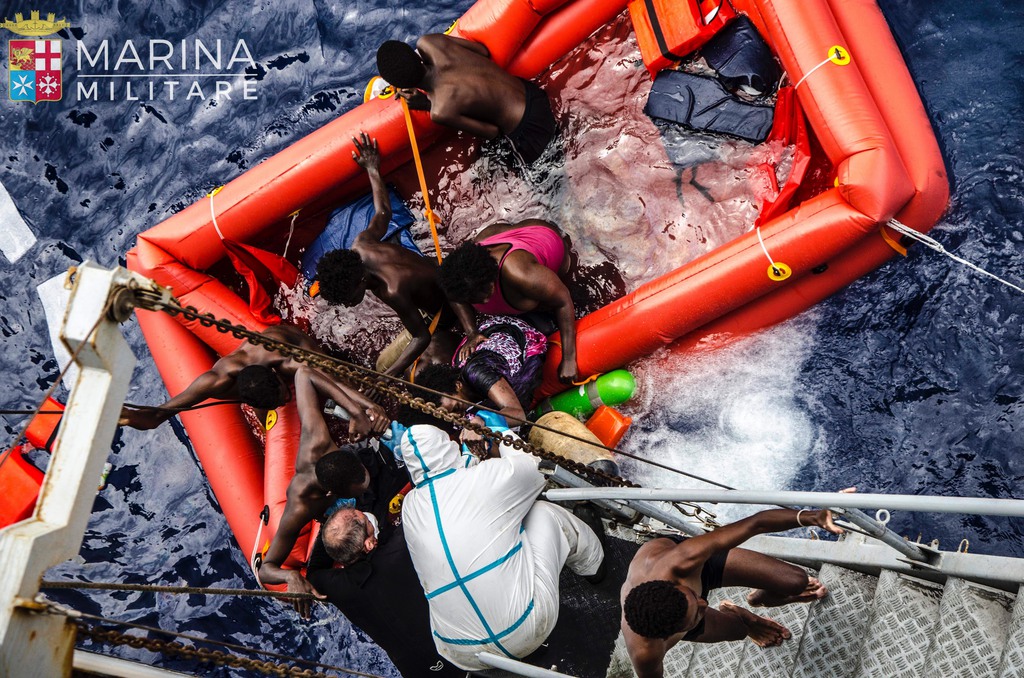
[309,510,463,676]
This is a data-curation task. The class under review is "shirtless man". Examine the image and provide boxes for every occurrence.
[118,323,384,438]
[437,219,578,383]
[257,366,399,618]
[621,508,843,678]
[376,35,556,164]
[316,134,469,377]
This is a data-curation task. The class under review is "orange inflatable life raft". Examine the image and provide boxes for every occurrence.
[126,0,948,575]
[0,397,65,528]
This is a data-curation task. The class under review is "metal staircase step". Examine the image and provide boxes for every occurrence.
[683,586,750,678]
[851,570,943,678]
[996,584,1024,678]
[734,570,817,678]
[790,565,878,678]
[922,577,1014,678]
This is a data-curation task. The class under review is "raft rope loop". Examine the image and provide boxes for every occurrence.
[793,44,851,91]
[208,185,226,240]
[283,209,300,259]
[885,219,1024,294]
[33,596,381,677]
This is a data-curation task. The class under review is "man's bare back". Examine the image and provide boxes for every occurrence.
[620,508,842,677]
[415,34,527,137]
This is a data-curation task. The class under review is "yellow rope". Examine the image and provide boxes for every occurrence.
[401,97,444,264]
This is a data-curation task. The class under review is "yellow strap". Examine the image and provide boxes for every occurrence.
[401,97,444,264]
[880,223,908,256]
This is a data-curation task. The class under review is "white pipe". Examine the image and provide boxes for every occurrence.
[543,488,1024,517]
[476,652,576,676]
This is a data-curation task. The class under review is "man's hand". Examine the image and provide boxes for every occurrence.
[285,573,326,619]
[557,356,579,385]
[459,416,494,459]
[457,333,486,364]
[347,410,374,443]
[118,405,168,431]
[352,132,381,171]
[803,509,845,535]
[364,402,390,437]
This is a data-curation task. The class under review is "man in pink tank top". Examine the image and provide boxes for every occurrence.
[437,219,579,384]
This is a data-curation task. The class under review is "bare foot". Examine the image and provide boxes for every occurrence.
[720,601,791,647]
[747,577,829,607]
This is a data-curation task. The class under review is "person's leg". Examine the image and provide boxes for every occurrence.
[524,500,603,580]
[719,548,826,606]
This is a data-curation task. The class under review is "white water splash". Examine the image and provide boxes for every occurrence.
[617,312,822,523]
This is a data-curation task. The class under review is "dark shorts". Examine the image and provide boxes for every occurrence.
[660,536,729,641]
[505,79,556,165]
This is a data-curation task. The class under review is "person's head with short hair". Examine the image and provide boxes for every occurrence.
[623,580,694,639]
[376,40,426,89]
[315,448,371,497]
[437,242,499,304]
[395,362,463,432]
[322,508,378,566]
[316,249,368,307]
[236,365,288,409]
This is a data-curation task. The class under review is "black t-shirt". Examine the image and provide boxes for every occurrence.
[307,527,464,677]
[354,445,411,543]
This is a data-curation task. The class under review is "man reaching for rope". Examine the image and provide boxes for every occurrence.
[257,366,405,618]
[117,323,386,439]
[315,133,471,377]
[621,507,844,678]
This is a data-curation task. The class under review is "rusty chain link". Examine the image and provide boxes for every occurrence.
[75,623,355,677]
[133,288,636,488]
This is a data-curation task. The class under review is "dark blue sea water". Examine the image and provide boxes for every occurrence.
[1,0,1021,675]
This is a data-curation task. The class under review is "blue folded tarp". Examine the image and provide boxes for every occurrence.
[301,187,421,285]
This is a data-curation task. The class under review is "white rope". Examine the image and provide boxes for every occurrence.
[208,190,225,241]
[886,219,1024,294]
[249,512,267,584]
[755,225,778,270]
[282,211,299,259]
[793,55,833,90]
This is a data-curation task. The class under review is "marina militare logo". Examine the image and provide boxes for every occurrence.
[3,11,69,103]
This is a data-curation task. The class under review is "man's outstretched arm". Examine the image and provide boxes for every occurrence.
[508,262,578,383]
[119,364,237,430]
[350,133,392,244]
[673,508,843,571]
[257,494,326,619]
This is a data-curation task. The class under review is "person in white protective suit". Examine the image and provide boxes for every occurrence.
[397,420,606,671]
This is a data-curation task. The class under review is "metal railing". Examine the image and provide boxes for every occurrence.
[544,487,1024,567]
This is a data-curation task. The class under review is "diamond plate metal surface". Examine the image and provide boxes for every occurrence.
[604,627,697,677]
[684,586,749,678]
[852,570,943,678]
[791,565,877,678]
[924,578,1014,677]
[734,576,816,678]
[996,584,1024,678]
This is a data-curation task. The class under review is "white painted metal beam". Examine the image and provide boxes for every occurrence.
[0,262,138,678]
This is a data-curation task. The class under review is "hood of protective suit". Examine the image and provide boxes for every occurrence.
[398,424,476,486]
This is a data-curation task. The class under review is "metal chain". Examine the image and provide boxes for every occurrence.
[133,289,636,488]
[41,580,314,599]
[75,623,352,677]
